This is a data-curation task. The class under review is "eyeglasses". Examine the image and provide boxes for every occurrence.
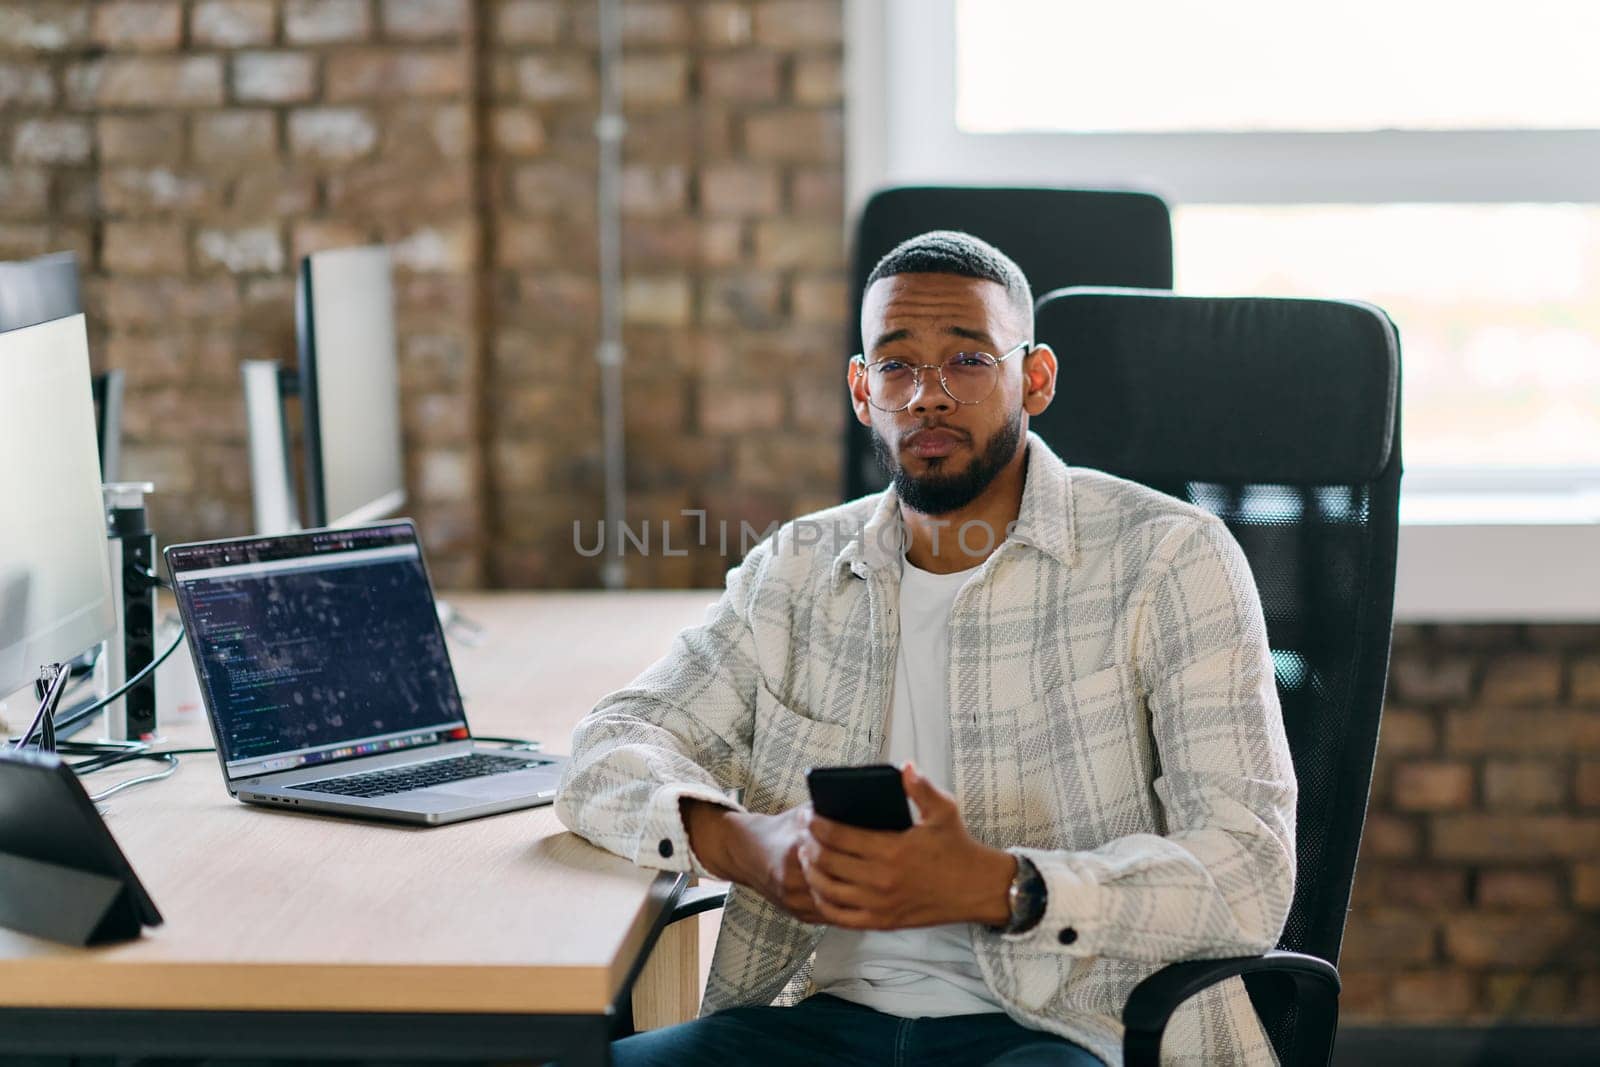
[850,340,1030,413]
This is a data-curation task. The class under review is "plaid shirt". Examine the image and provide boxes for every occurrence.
[556,433,1296,1066]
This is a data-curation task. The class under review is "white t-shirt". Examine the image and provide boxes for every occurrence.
[810,555,1005,1017]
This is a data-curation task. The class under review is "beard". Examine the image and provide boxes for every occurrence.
[871,407,1024,516]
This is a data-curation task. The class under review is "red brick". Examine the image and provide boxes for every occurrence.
[121,444,197,493]
[92,277,240,328]
[195,226,285,274]
[381,0,470,40]
[793,54,842,104]
[1480,653,1563,704]
[1390,653,1475,704]
[492,220,560,268]
[698,384,784,434]
[622,277,693,326]
[700,220,744,267]
[0,60,55,107]
[1444,913,1594,967]
[495,1,563,45]
[621,54,690,107]
[1433,624,1522,648]
[699,3,753,47]
[1477,868,1562,909]
[0,224,52,259]
[1483,760,1565,811]
[1579,761,1600,808]
[1341,911,1437,966]
[754,219,844,269]
[792,274,847,323]
[0,168,49,218]
[701,165,780,216]
[291,220,371,261]
[232,51,317,103]
[791,167,843,216]
[227,170,316,216]
[1574,656,1600,703]
[1482,972,1571,1019]
[1338,970,1387,1020]
[517,54,596,101]
[490,107,547,156]
[700,52,781,101]
[1359,814,1422,859]
[285,0,371,43]
[92,1,182,50]
[702,274,782,328]
[11,119,92,165]
[99,167,212,215]
[1432,814,1600,862]
[192,111,278,165]
[1377,707,1438,756]
[326,49,470,100]
[102,222,188,275]
[390,221,478,273]
[752,0,842,47]
[620,3,692,46]
[1574,862,1600,907]
[620,164,689,216]
[67,56,225,108]
[1375,866,1469,909]
[0,4,90,50]
[744,109,842,162]
[1522,625,1600,650]
[1389,969,1477,1019]
[288,108,379,162]
[512,162,595,216]
[97,115,185,164]
[192,0,276,47]
[1446,709,1600,754]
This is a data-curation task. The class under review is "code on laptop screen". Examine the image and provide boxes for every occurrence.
[169,526,467,778]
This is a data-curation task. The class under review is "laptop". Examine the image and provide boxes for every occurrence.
[165,521,565,826]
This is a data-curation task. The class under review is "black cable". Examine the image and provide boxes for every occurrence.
[48,626,186,736]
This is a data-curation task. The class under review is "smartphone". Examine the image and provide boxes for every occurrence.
[805,764,913,831]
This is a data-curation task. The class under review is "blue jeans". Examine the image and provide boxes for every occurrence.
[612,992,1105,1066]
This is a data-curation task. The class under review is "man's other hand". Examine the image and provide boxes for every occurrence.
[797,762,1017,930]
[682,799,828,924]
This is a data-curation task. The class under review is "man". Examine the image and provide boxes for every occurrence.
[555,231,1296,1065]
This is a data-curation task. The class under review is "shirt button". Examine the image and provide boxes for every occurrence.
[1058,927,1078,945]
[658,838,674,858]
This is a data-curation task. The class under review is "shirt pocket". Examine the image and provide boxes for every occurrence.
[746,681,852,814]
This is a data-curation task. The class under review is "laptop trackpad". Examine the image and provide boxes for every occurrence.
[430,772,555,800]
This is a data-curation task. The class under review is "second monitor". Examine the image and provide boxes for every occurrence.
[244,245,406,535]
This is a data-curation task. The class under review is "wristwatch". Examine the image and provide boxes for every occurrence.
[994,854,1047,935]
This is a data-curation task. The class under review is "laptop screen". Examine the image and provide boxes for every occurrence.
[166,522,469,780]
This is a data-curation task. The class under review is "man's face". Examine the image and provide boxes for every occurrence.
[850,273,1054,515]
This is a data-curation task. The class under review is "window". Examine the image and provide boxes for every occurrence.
[854,0,1600,617]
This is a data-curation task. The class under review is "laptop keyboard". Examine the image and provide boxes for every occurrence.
[292,753,549,799]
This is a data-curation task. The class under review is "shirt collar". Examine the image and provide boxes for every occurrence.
[834,431,1078,581]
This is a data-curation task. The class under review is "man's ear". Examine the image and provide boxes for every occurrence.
[848,358,874,427]
[1021,343,1058,417]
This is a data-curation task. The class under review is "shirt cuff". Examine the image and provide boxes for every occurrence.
[991,845,1106,957]
[641,781,747,879]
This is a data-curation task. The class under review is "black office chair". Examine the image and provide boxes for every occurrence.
[613,289,1401,1063]
[1033,287,1403,1065]
[844,186,1173,500]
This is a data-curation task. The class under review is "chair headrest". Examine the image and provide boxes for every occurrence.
[1033,288,1400,485]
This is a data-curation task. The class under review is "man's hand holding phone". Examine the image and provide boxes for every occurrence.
[797,761,1017,931]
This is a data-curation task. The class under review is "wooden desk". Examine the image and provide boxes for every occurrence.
[0,591,722,1065]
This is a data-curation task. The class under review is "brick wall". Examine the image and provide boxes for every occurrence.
[482,0,846,587]
[1,0,487,585]
[1347,624,1600,1024]
[1,0,846,588]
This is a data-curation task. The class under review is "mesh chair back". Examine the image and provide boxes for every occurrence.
[1034,288,1402,1061]
[846,187,1172,499]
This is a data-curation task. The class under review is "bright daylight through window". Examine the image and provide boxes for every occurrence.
[952,0,1600,480]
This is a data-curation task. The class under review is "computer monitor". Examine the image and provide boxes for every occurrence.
[0,252,122,482]
[0,251,79,332]
[297,245,406,528]
[0,315,116,701]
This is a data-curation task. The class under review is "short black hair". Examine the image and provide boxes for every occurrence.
[864,230,1033,326]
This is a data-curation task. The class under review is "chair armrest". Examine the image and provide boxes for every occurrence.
[664,884,728,926]
[1122,950,1340,1067]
